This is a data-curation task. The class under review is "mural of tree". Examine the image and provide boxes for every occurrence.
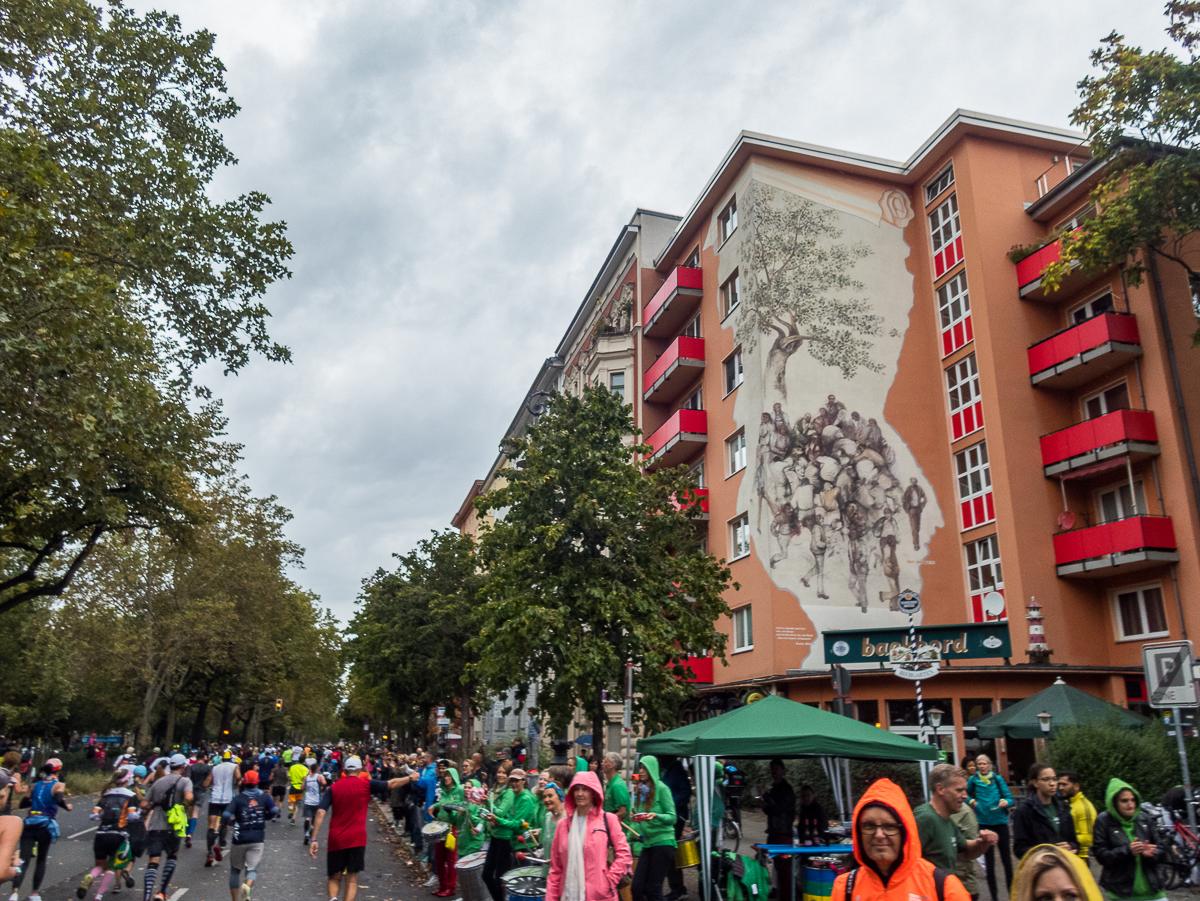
[736,181,884,397]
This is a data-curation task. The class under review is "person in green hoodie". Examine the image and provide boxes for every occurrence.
[481,768,541,901]
[456,778,486,858]
[630,756,677,901]
[430,768,468,897]
[1092,777,1168,901]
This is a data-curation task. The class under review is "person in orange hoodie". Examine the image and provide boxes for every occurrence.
[832,779,971,901]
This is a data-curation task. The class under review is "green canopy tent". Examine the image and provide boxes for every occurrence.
[637,695,938,901]
[973,677,1151,739]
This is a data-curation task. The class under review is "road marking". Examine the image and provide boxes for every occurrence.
[168,890,188,901]
[68,826,98,839]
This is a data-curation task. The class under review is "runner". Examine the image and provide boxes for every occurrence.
[309,756,414,901]
[221,769,279,901]
[208,750,241,865]
[187,754,213,850]
[270,753,290,811]
[8,759,71,901]
[287,750,308,826]
[77,770,141,901]
[303,758,328,844]
[140,753,192,901]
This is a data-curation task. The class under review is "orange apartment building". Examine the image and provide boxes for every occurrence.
[457,110,1200,779]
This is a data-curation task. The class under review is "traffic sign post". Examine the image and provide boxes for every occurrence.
[1144,640,1198,830]
[896,589,927,741]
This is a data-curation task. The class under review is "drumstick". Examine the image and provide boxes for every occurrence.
[618,819,642,840]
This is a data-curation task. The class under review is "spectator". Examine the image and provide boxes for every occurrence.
[950,796,980,901]
[967,754,1014,901]
[798,784,826,840]
[762,760,796,898]
[545,772,631,901]
[1092,777,1168,901]
[913,764,997,872]
[601,753,630,823]
[1012,764,1077,859]
[1010,845,1102,901]
[1057,770,1097,865]
[660,757,692,901]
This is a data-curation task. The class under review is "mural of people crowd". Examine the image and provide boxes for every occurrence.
[754,393,926,613]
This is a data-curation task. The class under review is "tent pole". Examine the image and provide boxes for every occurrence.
[842,758,853,819]
[695,755,717,901]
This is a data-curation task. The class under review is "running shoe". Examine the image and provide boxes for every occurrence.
[205,856,214,867]
[29,895,42,901]
[185,835,192,849]
[7,892,17,901]
[123,872,135,889]
[239,883,251,901]
[213,843,223,862]
[154,893,166,901]
[77,872,95,897]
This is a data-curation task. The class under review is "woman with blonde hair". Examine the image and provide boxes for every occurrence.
[1010,844,1102,901]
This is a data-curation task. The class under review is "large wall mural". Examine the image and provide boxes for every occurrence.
[712,165,943,667]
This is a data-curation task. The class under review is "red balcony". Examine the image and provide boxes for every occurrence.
[643,267,704,339]
[1053,515,1179,577]
[670,656,714,684]
[644,409,707,471]
[1016,236,1094,301]
[1040,409,1160,478]
[1028,313,1142,388]
[644,336,705,404]
[669,488,709,520]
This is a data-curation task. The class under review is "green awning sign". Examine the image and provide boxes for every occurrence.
[824,622,1011,664]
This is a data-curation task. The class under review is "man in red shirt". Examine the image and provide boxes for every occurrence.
[309,756,413,901]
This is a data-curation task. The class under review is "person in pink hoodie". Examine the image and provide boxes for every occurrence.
[546,771,632,901]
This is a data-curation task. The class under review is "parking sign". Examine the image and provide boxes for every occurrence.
[1143,640,1198,709]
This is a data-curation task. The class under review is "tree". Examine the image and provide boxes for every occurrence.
[471,386,736,758]
[735,180,882,399]
[1042,2,1200,331]
[0,1,292,613]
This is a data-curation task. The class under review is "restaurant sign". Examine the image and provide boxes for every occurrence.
[824,622,1011,665]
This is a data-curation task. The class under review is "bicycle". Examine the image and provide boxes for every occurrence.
[1162,817,1200,889]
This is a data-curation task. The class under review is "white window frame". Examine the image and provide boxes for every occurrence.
[929,194,961,258]
[1068,289,1116,325]
[732,604,753,652]
[946,353,981,419]
[684,247,700,270]
[726,430,747,476]
[924,163,955,206]
[1082,380,1130,420]
[729,513,750,561]
[721,270,740,318]
[1113,583,1169,641]
[937,271,970,333]
[965,534,1003,595]
[690,460,705,489]
[682,386,703,411]
[1096,479,1146,523]
[682,312,702,339]
[1055,203,1096,234]
[719,197,738,244]
[609,371,625,400]
[955,441,992,526]
[723,349,743,395]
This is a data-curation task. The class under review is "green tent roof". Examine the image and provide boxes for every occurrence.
[637,694,939,761]
[974,678,1151,739]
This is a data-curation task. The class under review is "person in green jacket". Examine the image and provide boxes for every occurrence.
[631,756,677,901]
[430,768,469,897]
[455,777,486,858]
[481,768,541,901]
[1093,777,1168,901]
[602,752,630,823]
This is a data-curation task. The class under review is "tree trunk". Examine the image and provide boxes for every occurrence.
[163,695,176,750]
[218,695,233,743]
[191,691,210,746]
[592,696,606,765]
[766,330,805,400]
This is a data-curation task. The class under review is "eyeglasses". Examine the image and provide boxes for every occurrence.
[860,824,901,836]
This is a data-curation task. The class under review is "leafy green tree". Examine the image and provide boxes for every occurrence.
[471,386,736,758]
[736,180,881,399]
[1049,712,1181,805]
[0,0,292,613]
[1042,2,1200,333]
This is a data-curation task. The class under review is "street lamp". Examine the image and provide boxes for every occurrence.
[1037,711,1052,734]
[928,707,944,752]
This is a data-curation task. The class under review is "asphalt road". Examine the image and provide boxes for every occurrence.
[4,794,428,901]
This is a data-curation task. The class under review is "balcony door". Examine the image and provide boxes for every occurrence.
[1097,480,1146,524]
[1083,382,1130,420]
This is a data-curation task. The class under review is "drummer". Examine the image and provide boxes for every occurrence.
[480,768,541,901]
[429,768,470,897]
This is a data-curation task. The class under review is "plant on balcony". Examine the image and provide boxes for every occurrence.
[471,386,736,757]
[1007,242,1046,265]
[1043,2,1200,344]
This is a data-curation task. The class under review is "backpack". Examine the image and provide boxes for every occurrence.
[98,792,130,829]
[843,866,948,901]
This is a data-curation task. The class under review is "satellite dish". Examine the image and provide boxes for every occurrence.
[982,591,1006,618]
[1057,511,1076,530]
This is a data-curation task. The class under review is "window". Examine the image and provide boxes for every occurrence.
[946,353,982,440]
[609,371,625,400]
[684,247,700,270]
[936,271,971,356]
[682,312,701,339]
[1097,480,1146,523]
[1055,203,1096,234]
[965,535,1005,622]
[727,430,747,474]
[724,349,743,394]
[690,460,705,489]
[1115,585,1168,639]
[955,441,994,530]
[719,197,738,243]
[1083,382,1130,420]
[1066,157,1088,175]
[1070,290,1115,324]
[730,513,750,559]
[721,270,740,317]
[925,163,955,205]
[929,193,962,278]
[682,387,703,411]
[732,604,753,651]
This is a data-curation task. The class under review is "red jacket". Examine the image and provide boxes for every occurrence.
[833,779,971,901]
[546,771,632,901]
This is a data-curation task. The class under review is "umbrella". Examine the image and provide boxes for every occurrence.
[974,677,1150,739]
[573,734,593,746]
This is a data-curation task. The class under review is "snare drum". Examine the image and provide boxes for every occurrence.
[456,851,488,901]
[502,866,546,901]
[422,821,451,845]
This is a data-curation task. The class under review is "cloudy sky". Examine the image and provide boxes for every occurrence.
[144,0,1167,623]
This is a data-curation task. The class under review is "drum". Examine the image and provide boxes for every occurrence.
[456,851,488,901]
[674,831,700,869]
[422,821,451,845]
[802,866,837,901]
[502,865,547,901]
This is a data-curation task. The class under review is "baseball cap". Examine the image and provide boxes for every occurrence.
[242,770,260,784]
[169,753,187,767]
[133,765,148,777]
[306,757,316,766]
[45,757,62,772]
[343,756,363,770]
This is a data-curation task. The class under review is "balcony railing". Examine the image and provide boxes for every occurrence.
[669,487,709,520]
[1028,313,1142,388]
[643,267,704,339]
[644,408,707,471]
[1053,515,1179,577]
[644,336,705,404]
[1040,409,1160,477]
[1016,234,1100,301]
[668,655,714,684]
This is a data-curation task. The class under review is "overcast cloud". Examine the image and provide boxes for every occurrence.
[137,0,1167,622]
